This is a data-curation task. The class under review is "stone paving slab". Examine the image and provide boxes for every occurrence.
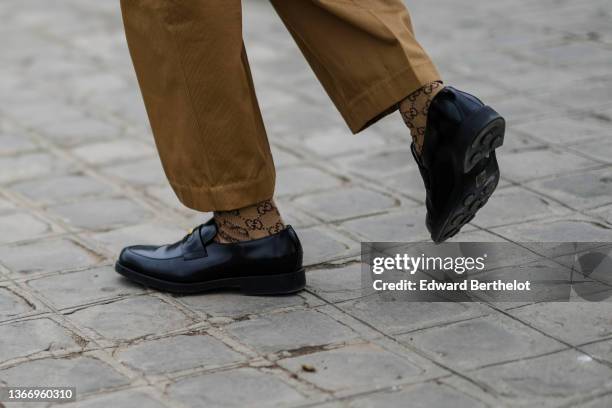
[0,0,612,407]
[396,314,566,371]
[467,350,612,407]
[1,354,130,395]
[166,367,310,408]
[114,333,246,376]
[277,342,443,397]
[319,381,490,408]
[26,265,144,310]
[66,295,195,343]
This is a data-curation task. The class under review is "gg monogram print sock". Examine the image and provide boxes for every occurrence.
[399,81,444,155]
[213,199,285,243]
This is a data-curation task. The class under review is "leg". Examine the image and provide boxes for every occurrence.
[121,0,274,211]
[121,0,284,242]
[116,1,304,294]
[271,0,505,243]
[270,0,441,133]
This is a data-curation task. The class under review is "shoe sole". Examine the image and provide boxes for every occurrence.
[115,262,306,296]
[460,106,506,174]
[432,106,505,243]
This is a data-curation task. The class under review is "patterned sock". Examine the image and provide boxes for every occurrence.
[399,81,444,155]
[213,199,285,243]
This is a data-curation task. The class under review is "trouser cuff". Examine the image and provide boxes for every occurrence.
[344,62,442,133]
[170,172,275,212]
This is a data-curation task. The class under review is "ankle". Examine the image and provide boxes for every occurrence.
[214,199,285,243]
[400,81,444,154]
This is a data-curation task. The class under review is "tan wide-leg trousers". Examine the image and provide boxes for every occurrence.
[120,0,440,212]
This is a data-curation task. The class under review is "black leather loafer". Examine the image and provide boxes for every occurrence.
[414,86,505,243]
[115,219,305,295]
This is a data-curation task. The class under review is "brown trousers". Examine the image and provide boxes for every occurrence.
[120,0,440,212]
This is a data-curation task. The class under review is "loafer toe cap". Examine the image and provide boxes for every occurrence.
[118,245,153,272]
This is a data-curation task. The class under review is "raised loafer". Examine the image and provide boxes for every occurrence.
[115,219,305,295]
[414,86,506,243]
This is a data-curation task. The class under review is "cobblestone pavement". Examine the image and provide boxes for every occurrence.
[1,0,612,407]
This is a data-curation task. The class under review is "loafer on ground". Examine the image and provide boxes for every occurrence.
[115,219,305,295]
[414,86,506,243]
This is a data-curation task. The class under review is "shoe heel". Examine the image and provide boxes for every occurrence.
[240,269,306,296]
[456,106,505,173]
